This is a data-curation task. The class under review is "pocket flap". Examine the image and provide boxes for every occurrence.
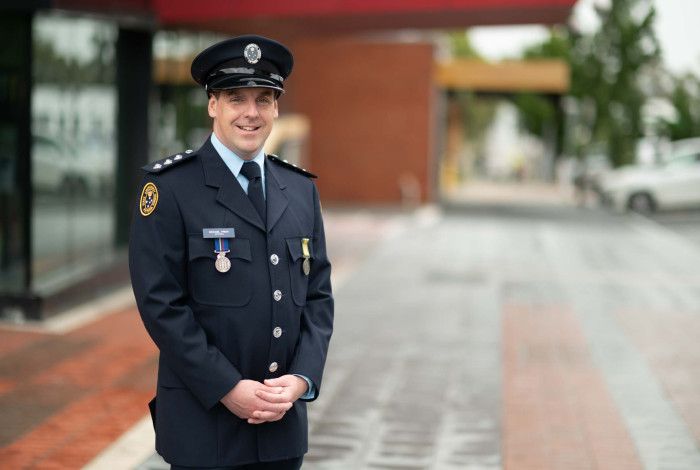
[286,237,314,261]
[188,236,251,262]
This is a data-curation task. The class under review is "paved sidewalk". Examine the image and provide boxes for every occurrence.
[298,205,700,469]
[0,207,412,469]
[3,194,700,469]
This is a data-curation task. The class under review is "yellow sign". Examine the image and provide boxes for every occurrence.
[140,182,159,217]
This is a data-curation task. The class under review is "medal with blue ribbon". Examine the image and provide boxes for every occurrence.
[214,237,231,273]
[202,228,235,273]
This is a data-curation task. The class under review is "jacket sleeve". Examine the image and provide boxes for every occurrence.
[288,183,334,401]
[129,174,241,409]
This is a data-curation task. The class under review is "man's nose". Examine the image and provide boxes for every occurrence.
[243,100,260,118]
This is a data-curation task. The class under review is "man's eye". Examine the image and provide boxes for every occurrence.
[257,98,271,104]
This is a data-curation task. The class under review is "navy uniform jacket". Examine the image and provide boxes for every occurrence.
[128,137,334,467]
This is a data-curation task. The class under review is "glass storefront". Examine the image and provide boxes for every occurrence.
[31,13,118,293]
[152,30,224,156]
[0,13,31,296]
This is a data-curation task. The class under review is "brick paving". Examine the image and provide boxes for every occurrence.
[0,208,407,470]
[3,203,700,469]
[0,308,155,469]
[503,304,640,470]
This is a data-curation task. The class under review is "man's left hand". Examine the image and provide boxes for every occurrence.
[248,375,309,424]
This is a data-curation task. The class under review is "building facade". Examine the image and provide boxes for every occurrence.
[0,1,574,319]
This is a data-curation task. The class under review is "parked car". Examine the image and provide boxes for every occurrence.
[600,138,700,213]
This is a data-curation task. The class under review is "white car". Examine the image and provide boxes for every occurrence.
[600,139,700,213]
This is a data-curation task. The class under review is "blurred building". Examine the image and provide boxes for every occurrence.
[0,0,574,319]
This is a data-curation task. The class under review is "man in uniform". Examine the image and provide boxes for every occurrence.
[129,35,334,470]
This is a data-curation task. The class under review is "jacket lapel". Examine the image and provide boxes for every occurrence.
[265,158,289,232]
[198,138,266,232]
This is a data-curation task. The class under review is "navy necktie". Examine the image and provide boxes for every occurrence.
[240,161,266,223]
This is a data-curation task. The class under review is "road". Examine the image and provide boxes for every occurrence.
[647,208,700,247]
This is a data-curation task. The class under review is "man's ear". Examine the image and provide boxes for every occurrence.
[273,99,279,119]
[207,95,217,118]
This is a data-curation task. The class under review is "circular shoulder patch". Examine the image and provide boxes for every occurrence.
[140,182,159,217]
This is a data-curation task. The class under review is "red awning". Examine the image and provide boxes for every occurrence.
[152,0,576,37]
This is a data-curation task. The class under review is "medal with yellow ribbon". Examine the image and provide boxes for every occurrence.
[301,238,311,276]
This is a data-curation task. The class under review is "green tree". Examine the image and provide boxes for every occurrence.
[513,28,569,138]
[657,75,700,140]
[514,1,661,168]
[571,0,660,166]
[448,30,481,59]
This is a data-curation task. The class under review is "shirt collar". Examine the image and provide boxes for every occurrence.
[210,132,265,177]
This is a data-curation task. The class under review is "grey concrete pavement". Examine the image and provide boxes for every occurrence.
[137,201,700,469]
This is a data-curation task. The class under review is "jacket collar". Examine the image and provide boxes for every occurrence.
[264,158,289,232]
[198,137,289,232]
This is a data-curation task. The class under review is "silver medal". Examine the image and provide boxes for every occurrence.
[215,252,231,273]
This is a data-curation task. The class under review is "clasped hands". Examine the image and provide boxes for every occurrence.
[220,375,308,424]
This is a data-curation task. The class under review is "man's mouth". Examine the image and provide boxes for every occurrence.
[236,125,260,132]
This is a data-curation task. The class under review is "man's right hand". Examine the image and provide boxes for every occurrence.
[220,379,293,424]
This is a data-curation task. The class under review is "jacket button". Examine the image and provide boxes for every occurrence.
[269,362,279,373]
[270,254,279,265]
[273,327,283,338]
[273,290,282,301]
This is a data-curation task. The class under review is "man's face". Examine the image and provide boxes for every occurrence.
[208,88,279,160]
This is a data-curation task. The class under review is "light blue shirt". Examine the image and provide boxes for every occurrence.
[210,133,266,198]
[210,133,316,401]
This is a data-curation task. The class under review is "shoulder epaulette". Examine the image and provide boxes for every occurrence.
[142,149,197,173]
[267,154,317,178]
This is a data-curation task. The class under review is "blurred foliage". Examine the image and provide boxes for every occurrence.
[522,27,570,62]
[512,28,568,138]
[448,31,496,176]
[513,92,556,137]
[448,30,482,59]
[656,75,700,140]
[571,0,660,167]
[513,0,661,167]
[456,91,496,146]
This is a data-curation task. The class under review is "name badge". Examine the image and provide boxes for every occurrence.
[203,228,236,239]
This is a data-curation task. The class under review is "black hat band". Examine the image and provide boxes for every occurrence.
[212,67,284,83]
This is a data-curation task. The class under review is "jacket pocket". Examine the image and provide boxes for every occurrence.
[286,237,313,306]
[188,235,252,307]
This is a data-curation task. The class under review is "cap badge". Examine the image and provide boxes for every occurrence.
[244,43,261,64]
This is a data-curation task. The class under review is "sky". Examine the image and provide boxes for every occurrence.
[469,0,700,76]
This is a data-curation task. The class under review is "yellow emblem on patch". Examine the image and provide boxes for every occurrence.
[140,182,159,216]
